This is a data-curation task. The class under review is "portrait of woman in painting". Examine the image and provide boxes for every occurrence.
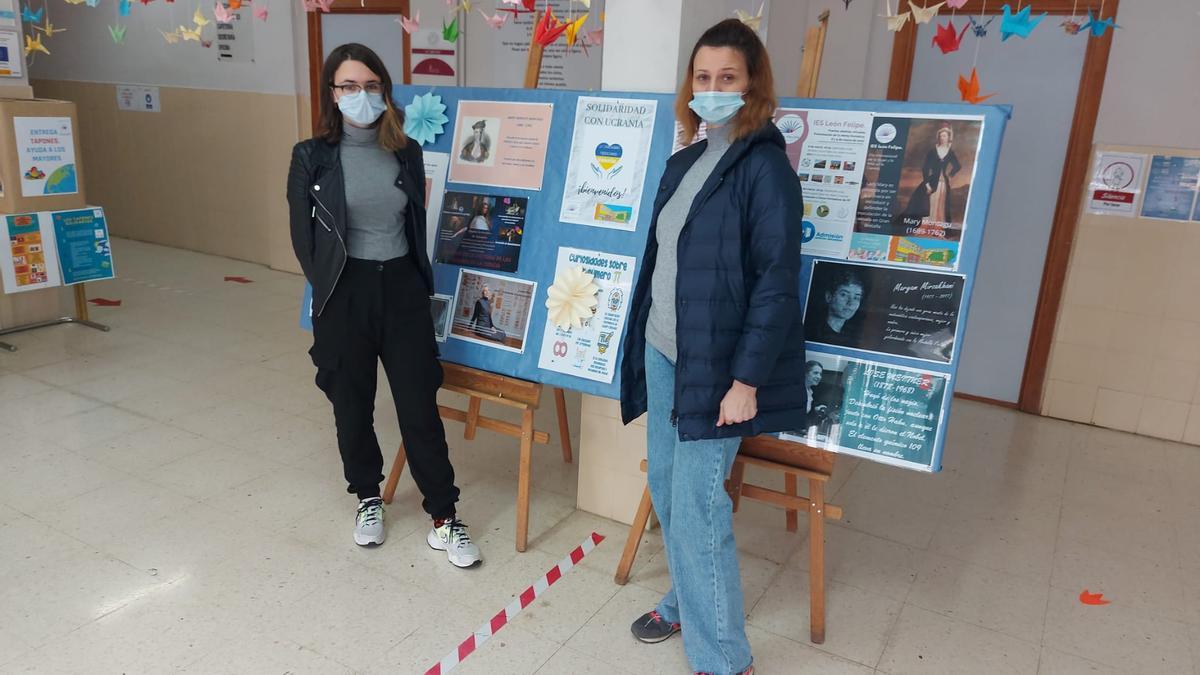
[899,124,961,228]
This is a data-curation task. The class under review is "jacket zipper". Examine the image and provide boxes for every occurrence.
[311,187,346,316]
[314,210,332,233]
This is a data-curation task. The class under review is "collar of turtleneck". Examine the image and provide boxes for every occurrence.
[342,123,379,148]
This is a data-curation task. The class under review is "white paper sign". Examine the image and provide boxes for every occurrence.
[116,85,161,112]
[560,97,657,232]
[1087,151,1146,217]
[1,212,62,294]
[0,30,21,76]
[215,4,254,63]
[422,151,450,261]
[537,247,636,384]
[14,116,78,198]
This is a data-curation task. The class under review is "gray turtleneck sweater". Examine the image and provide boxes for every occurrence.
[341,124,409,261]
[646,125,732,363]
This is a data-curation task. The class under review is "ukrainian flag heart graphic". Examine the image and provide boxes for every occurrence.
[594,143,623,172]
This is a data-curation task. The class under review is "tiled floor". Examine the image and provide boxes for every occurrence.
[1,239,1199,674]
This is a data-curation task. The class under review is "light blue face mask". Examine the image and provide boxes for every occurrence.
[688,91,746,126]
[337,90,387,127]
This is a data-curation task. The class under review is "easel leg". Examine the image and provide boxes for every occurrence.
[554,387,573,464]
[808,478,826,644]
[464,396,481,440]
[615,484,654,585]
[382,443,408,504]
[728,459,746,513]
[515,409,534,552]
[71,284,110,332]
[785,473,799,533]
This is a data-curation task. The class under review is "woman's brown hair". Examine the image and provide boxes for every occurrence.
[675,19,777,145]
[317,43,407,151]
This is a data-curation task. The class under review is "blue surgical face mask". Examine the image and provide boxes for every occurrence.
[688,91,745,126]
[337,90,387,127]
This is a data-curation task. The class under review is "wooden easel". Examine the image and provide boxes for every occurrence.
[523,11,547,89]
[796,10,831,97]
[382,362,574,552]
[614,435,842,645]
[0,284,110,352]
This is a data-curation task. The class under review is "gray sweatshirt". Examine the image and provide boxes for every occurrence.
[646,125,732,363]
[341,124,410,261]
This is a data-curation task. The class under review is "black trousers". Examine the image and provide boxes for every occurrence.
[309,255,459,519]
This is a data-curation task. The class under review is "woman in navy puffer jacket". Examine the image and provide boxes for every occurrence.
[619,19,805,675]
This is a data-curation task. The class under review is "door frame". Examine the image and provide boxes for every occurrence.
[885,0,1118,413]
[306,0,413,135]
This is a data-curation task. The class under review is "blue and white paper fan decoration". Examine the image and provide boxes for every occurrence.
[404,92,449,147]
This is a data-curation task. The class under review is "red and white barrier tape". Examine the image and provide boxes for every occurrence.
[424,532,605,675]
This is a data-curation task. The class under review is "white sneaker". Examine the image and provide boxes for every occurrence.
[354,497,386,546]
[427,518,482,568]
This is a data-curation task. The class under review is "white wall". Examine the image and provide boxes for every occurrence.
[27,0,301,94]
[601,0,683,92]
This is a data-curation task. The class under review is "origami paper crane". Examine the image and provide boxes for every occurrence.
[1060,17,1084,34]
[968,15,993,36]
[1000,4,1046,41]
[303,0,332,12]
[403,92,449,146]
[139,0,155,6]
[253,3,267,20]
[582,27,602,46]
[179,23,202,40]
[576,0,590,8]
[213,2,234,23]
[885,10,911,32]
[161,28,181,43]
[1081,9,1118,37]
[958,67,995,104]
[84,0,99,6]
[477,9,506,29]
[36,17,66,36]
[498,0,534,15]
[192,6,209,25]
[564,12,588,47]
[441,16,459,42]
[533,7,569,46]
[455,0,471,13]
[201,38,212,47]
[20,4,43,23]
[945,0,968,8]
[119,0,131,16]
[108,23,127,44]
[396,10,418,33]
[734,2,764,31]
[65,0,86,6]
[227,0,240,8]
[931,19,968,53]
[24,32,49,56]
[910,2,944,24]
[842,0,853,9]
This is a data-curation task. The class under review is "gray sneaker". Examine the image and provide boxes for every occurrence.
[631,610,680,644]
[427,518,482,568]
[354,497,386,546]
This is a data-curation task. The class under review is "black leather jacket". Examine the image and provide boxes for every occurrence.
[286,136,435,317]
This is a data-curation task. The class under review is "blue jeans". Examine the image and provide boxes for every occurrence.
[645,345,752,675]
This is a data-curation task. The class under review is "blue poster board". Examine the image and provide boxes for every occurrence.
[52,207,115,285]
[300,85,1010,472]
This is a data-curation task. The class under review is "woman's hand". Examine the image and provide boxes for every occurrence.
[717,380,758,427]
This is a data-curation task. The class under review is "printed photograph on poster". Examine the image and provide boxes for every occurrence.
[1087,151,1146,217]
[854,115,983,267]
[846,233,960,268]
[1140,155,1200,222]
[779,351,948,470]
[774,108,872,258]
[51,207,115,285]
[449,268,536,354]
[423,151,451,261]
[14,116,78,198]
[1,212,62,293]
[560,97,658,232]
[537,247,637,384]
[449,100,554,191]
[804,260,964,363]
[430,293,453,342]
[435,191,527,272]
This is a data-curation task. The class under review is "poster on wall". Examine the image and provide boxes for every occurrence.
[779,351,949,470]
[803,260,964,363]
[51,207,115,285]
[434,191,528,272]
[0,0,16,28]
[1,212,61,293]
[774,108,872,259]
[423,151,451,261]
[1140,155,1200,222]
[1086,151,1146,217]
[13,117,78,198]
[537,247,636,384]
[849,114,983,269]
[410,28,459,86]
[448,100,554,191]
[431,293,453,342]
[449,268,536,353]
[560,97,658,232]
[215,3,254,64]
[0,31,22,77]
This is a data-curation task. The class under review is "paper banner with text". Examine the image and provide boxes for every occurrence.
[449,100,553,191]
[1,211,61,293]
[52,207,115,285]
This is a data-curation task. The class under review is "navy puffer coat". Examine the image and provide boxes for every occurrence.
[620,121,807,441]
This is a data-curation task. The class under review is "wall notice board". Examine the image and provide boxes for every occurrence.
[300,85,1010,472]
